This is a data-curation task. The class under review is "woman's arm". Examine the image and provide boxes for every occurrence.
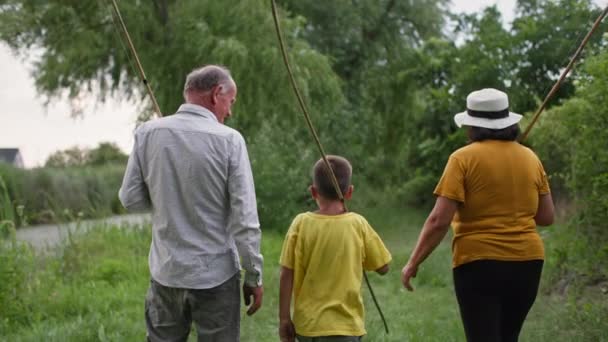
[535,193,555,226]
[401,196,458,291]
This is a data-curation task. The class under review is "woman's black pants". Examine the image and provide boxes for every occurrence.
[453,259,544,342]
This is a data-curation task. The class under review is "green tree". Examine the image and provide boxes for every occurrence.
[276,0,450,194]
[447,0,601,114]
[0,0,343,130]
[276,0,448,87]
[44,143,126,167]
[509,0,602,112]
[87,142,128,166]
[450,7,512,103]
[45,146,88,168]
[394,0,604,205]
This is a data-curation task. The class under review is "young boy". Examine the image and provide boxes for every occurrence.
[279,155,392,342]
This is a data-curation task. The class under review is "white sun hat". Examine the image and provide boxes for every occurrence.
[454,88,523,129]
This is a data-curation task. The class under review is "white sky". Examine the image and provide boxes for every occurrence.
[0,0,605,167]
[451,0,516,22]
[0,44,139,168]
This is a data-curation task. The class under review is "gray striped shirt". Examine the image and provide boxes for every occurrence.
[119,103,263,288]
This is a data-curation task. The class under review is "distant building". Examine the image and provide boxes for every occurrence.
[0,148,24,168]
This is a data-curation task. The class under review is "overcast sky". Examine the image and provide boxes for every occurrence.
[0,0,603,167]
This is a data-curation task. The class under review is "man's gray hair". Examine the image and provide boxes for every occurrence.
[183,65,234,96]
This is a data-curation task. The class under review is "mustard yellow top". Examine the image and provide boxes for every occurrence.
[280,212,391,337]
[434,140,550,268]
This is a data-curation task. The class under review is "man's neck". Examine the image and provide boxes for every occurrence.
[185,100,221,122]
[187,99,211,110]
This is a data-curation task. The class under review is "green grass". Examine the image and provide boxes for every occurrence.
[1,205,607,341]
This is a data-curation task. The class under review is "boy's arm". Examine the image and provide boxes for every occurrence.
[361,218,392,275]
[279,266,296,342]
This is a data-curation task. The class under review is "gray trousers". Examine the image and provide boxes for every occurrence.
[145,273,241,342]
[296,335,362,342]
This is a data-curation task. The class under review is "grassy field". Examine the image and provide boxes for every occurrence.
[1,203,607,341]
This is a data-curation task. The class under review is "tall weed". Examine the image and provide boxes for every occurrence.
[0,238,36,332]
[0,174,15,223]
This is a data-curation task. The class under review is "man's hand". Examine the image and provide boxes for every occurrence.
[279,319,296,342]
[243,284,263,315]
[401,263,418,291]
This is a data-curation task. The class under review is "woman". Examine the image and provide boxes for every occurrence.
[401,88,555,342]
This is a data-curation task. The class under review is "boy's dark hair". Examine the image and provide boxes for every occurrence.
[468,124,521,142]
[312,155,352,200]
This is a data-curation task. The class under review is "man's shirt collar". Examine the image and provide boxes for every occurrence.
[176,103,219,123]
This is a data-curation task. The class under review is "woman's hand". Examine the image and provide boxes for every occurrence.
[401,196,457,292]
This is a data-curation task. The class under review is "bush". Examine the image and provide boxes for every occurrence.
[0,163,126,226]
[249,123,317,232]
[45,143,128,168]
[0,238,36,331]
[0,174,15,223]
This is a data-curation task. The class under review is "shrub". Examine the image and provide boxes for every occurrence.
[248,123,317,232]
[0,163,126,226]
[0,238,35,331]
[0,174,15,224]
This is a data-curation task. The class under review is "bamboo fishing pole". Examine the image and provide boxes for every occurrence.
[109,0,162,117]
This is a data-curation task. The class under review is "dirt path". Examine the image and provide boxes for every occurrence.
[15,213,150,250]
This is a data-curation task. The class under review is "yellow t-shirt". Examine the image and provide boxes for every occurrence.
[279,212,392,337]
[434,140,550,268]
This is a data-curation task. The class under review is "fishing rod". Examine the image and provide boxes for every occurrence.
[109,0,162,117]
[519,5,608,142]
[270,0,390,335]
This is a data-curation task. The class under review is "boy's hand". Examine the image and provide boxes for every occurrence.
[401,263,418,291]
[243,284,264,315]
[375,264,389,275]
[279,319,296,342]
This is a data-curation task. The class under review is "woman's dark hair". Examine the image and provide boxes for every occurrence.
[468,124,521,142]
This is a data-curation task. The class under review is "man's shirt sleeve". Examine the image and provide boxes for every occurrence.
[118,132,151,211]
[227,132,264,287]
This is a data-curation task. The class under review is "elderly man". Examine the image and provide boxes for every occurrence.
[119,65,263,341]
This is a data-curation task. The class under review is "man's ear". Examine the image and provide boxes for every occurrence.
[344,185,354,200]
[211,85,222,105]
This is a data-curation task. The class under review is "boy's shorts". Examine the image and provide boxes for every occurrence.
[296,335,362,342]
